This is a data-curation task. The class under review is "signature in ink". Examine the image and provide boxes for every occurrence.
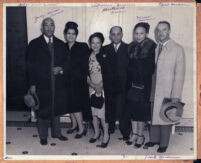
[91,3,113,8]
[159,2,190,7]
[34,9,64,23]
[102,6,125,14]
[145,155,180,159]
[92,3,134,14]
[137,16,155,22]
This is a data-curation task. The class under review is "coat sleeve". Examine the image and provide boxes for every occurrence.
[26,41,36,88]
[141,45,156,79]
[171,46,186,99]
[60,43,70,78]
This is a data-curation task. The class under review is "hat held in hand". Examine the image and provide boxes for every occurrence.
[24,90,39,110]
[160,98,185,123]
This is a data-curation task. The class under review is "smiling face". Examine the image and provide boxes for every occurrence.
[109,27,123,44]
[90,37,102,53]
[156,23,170,43]
[42,18,55,38]
[134,26,147,43]
[65,29,77,43]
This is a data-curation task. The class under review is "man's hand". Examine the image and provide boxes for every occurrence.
[29,85,36,94]
[171,98,180,104]
[53,67,63,75]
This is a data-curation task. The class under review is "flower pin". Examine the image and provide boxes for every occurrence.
[102,54,106,58]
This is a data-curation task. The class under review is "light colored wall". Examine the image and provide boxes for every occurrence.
[26,3,195,118]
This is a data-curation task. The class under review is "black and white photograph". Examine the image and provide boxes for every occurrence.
[4,2,196,160]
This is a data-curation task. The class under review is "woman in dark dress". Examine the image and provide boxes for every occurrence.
[87,32,115,148]
[126,22,156,148]
[64,21,90,139]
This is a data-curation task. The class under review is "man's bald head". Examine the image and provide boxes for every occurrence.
[109,26,123,44]
[41,17,55,37]
[110,26,123,34]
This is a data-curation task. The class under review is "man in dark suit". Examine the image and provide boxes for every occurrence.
[103,26,131,140]
[26,17,69,145]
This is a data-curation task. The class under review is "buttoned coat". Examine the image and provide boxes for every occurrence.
[26,35,69,119]
[151,39,186,125]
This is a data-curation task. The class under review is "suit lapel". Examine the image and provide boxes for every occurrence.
[109,43,116,54]
[40,35,51,56]
[116,42,125,55]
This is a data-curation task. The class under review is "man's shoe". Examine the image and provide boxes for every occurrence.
[40,138,47,145]
[157,146,167,153]
[143,142,160,149]
[52,135,68,141]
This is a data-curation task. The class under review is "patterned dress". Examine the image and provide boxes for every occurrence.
[88,53,105,119]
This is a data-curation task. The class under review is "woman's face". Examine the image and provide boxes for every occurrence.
[90,37,102,52]
[134,27,148,43]
[65,29,77,43]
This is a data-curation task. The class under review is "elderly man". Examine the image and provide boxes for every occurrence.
[26,17,69,145]
[144,21,186,153]
[103,26,131,140]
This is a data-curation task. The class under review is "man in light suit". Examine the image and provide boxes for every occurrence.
[144,21,186,153]
[103,26,131,140]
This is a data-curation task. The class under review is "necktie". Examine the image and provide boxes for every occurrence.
[114,44,118,53]
[156,43,163,63]
[48,37,54,56]
[47,37,55,111]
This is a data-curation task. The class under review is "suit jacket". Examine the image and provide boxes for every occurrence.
[103,42,129,94]
[151,39,186,125]
[26,35,69,119]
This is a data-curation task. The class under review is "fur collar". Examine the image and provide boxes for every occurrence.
[128,38,156,59]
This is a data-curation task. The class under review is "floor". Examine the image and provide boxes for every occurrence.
[5,111,195,159]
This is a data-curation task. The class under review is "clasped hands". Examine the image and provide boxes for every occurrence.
[87,77,103,95]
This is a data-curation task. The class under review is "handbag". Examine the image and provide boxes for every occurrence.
[127,51,145,102]
[90,92,104,109]
[127,83,144,102]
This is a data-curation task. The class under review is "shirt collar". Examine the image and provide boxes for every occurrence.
[159,39,170,47]
[113,42,121,50]
[43,35,53,43]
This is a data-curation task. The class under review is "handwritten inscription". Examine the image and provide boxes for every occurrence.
[159,2,191,7]
[34,9,64,23]
[137,16,155,22]
[92,3,135,14]
[145,155,180,159]
[19,3,57,7]
[102,6,125,14]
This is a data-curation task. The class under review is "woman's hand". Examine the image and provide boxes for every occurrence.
[94,86,102,95]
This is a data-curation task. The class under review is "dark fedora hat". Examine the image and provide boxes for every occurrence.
[24,91,39,110]
[160,98,185,123]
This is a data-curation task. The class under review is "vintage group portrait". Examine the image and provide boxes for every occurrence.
[3,2,196,160]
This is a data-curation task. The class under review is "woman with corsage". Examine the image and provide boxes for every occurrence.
[87,32,115,148]
[126,22,156,148]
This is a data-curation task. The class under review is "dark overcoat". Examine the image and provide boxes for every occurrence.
[26,35,69,119]
[65,42,92,121]
[127,38,156,102]
[87,49,116,123]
